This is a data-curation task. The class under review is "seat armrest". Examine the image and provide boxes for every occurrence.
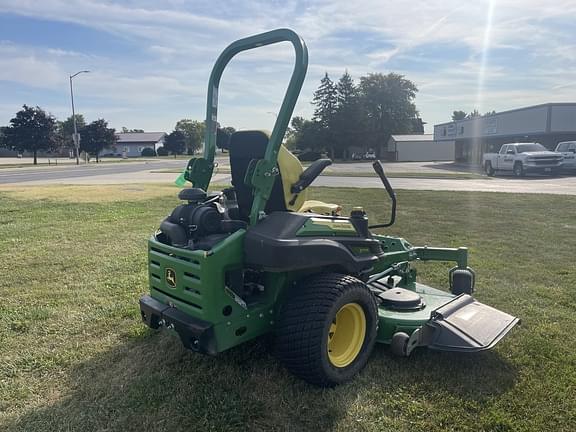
[290,159,332,193]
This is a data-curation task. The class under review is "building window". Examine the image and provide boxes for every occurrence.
[459,126,464,135]
[442,128,446,136]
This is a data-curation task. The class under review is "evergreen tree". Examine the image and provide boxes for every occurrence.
[311,73,338,156]
[333,71,363,158]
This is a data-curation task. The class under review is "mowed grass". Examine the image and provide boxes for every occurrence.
[152,167,483,180]
[1,184,575,432]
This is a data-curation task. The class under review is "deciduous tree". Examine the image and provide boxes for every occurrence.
[79,119,116,162]
[4,105,57,164]
[175,119,205,154]
[358,73,419,157]
[164,130,186,156]
[452,110,467,121]
[57,114,86,154]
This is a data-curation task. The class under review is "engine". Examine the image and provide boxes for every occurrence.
[157,188,246,250]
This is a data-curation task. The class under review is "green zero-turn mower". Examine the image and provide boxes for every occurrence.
[139,29,519,387]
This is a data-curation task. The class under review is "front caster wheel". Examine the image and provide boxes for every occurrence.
[275,273,378,387]
[390,332,410,356]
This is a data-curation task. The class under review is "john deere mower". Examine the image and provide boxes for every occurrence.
[139,29,518,387]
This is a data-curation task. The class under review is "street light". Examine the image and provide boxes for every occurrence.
[69,70,90,165]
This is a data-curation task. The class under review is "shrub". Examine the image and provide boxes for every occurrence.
[141,147,156,157]
[156,146,168,156]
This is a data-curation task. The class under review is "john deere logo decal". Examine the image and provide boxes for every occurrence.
[165,268,177,288]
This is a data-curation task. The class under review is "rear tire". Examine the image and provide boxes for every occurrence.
[513,162,525,177]
[485,161,495,177]
[275,273,378,387]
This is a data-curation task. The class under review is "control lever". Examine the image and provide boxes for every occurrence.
[369,160,397,228]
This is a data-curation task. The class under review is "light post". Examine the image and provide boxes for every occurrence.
[69,70,90,165]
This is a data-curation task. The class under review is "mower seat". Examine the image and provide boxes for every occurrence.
[228,130,339,220]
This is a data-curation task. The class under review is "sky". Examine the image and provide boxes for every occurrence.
[0,0,575,134]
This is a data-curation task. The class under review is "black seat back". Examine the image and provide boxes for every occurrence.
[228,130,287,221]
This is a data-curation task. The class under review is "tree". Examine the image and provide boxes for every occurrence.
[79,119,116,162]
[285,116,323,151]
[311,73,338,156]
[4,105,57,164]
[452,110,467,121]
[358,73,419,157]
[164,130,186,156]
[467,109,481,119]
[312,73,338,128]
[175,119,205,154]
[121,127,144,133]
[411,118,425,133]
[332,71,364,158]
[0,126,7,148]
[57,114,86,154]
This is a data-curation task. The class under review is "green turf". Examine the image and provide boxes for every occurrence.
[1,185,575,431]
[152,167,484,179]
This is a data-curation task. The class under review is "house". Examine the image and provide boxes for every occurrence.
[386,134,453,161]
[101,132,166,157]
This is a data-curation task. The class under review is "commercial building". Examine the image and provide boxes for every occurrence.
[434,103,576,163]
[386,134,453,161]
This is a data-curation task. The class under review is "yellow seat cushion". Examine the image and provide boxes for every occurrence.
[277,145,340,215]
[298,200,342,215]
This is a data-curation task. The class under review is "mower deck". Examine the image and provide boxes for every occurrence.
[372,280,519,354]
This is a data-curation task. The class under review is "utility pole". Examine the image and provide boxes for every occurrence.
[69,70,90,165]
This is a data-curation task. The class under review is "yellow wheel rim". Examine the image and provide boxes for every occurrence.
[327,303,366,368]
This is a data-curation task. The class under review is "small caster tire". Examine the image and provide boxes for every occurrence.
[390,332,410,357]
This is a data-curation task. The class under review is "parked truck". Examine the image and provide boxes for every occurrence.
[555,141,576,172]
[483,142,563,177]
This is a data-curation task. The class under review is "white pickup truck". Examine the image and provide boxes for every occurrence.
[483,142,563,177]
[555,141,576,171]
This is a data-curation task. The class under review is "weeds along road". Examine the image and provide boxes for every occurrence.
[1,159,576,195]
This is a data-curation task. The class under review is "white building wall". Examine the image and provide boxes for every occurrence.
[396,140,454,161]
[550,105,576,132]
[435,105,550,141]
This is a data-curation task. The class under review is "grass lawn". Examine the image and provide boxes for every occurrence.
[151,167,484,180]
[1,184,575,431]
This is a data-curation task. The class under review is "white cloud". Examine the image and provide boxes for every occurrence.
[0,0,575,132]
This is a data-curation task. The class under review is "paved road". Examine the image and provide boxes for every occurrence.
[313,175,576,195]
[1,159,575,195]
[0,160,184,184]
